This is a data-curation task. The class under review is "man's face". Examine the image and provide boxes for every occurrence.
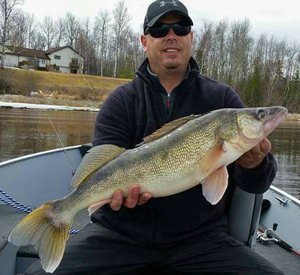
[141,13,193,75]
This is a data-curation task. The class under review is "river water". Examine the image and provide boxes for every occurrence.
[0,108,96,161]
[0,108,299,199]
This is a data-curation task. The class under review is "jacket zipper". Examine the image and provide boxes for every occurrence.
[167,94,171,116]
[152,199,157,246]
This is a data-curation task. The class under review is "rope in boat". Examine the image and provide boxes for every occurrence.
[0,188,80,234]
[0,188,33,213]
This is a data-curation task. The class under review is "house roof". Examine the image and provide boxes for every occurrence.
[45,46,84,58]
[5,45,84,60]
[44,47,65,54]
[6,46,51,60]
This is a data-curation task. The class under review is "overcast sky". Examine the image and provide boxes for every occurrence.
[22,0,300,43]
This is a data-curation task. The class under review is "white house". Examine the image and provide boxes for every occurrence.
[2,46,51,70]
[0,45,84,74]
[45,46,84,74]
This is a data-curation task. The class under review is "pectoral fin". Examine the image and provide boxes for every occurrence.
[198,141,227,177]
[202,166,228,205]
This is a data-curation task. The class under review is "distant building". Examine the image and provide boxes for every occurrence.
[0,45,84,74]
[45,46,84,74]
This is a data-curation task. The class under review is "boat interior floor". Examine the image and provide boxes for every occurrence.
[255,239,300,275]
[1,205,299,275]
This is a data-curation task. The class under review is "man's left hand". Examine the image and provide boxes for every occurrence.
[236,138,271,169]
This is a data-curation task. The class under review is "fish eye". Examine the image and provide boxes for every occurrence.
[257,109,266,120]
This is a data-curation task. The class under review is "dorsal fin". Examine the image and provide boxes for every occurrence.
[141,114,200,145]
[70,144,126,190]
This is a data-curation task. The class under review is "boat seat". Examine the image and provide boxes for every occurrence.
[228,185,263,248]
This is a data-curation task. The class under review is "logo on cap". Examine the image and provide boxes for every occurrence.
[160,0,178,7]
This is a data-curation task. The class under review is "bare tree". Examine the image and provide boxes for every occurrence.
[0,0,24,66]
[214,19,229,81]
[94,9,110,76]
[26,12,37,48]
[64,12,80,48]
[112,0,131,78]
[83,18,91,72]
[40,16,56,49]
[195,19,214,75]
[226,19,252,89]
[130,31,143,73]
[54,17,66,47]
[30,29,46,50]
[10,8,26,47]
[76,18,92,74]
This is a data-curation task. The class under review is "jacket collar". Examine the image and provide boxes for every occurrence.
[136,57,200,88]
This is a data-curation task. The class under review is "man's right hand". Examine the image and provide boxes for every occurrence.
[110,184,152,211]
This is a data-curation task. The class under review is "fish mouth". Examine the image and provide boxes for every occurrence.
[263,107,288,137]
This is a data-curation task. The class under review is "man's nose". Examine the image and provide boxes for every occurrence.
[166,28,177,39]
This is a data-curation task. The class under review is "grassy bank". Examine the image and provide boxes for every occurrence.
[0,68,131,107]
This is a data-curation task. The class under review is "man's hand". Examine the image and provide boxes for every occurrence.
[110,184,152,211]
[236,138,271,169]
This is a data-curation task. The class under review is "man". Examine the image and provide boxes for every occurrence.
[26,1,284,274]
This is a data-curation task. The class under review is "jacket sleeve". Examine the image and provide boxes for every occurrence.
[92,89,132,149]
[224,86,277,194]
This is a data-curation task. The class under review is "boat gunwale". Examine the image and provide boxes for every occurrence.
[269,185,300,205]
[0,145,82,167]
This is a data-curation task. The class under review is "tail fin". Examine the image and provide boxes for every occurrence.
[8,201,72,273]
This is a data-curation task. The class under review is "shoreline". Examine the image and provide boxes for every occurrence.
[0,97,299,121]
[0,101,99,112]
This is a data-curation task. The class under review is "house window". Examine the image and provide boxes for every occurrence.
[71,58,78,67]
[54,55,61,60]
[70,58,79,68]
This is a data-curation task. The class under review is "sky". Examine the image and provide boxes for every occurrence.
[22,0,300,44]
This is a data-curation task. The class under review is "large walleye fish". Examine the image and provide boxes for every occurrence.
[9,106,287,272]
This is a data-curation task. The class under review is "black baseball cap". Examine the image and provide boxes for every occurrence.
[143,0,194,34]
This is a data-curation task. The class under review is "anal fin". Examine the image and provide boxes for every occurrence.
[88,199,111,216]
[202,166,228,205]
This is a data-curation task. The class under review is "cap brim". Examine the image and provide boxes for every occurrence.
[146,10,193,28]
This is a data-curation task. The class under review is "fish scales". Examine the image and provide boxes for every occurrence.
[75,114,220,203]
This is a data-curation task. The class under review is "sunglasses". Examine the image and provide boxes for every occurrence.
[145,23,191,38]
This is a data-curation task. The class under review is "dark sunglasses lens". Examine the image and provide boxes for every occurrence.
[149,24,190,38]
[173,25,190,36]
[149,25,169,38]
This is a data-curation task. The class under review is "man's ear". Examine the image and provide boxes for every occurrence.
[141,35,147,53]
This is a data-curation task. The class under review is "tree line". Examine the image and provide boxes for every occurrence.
[194,19,300,112]
[1,0,299,112]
